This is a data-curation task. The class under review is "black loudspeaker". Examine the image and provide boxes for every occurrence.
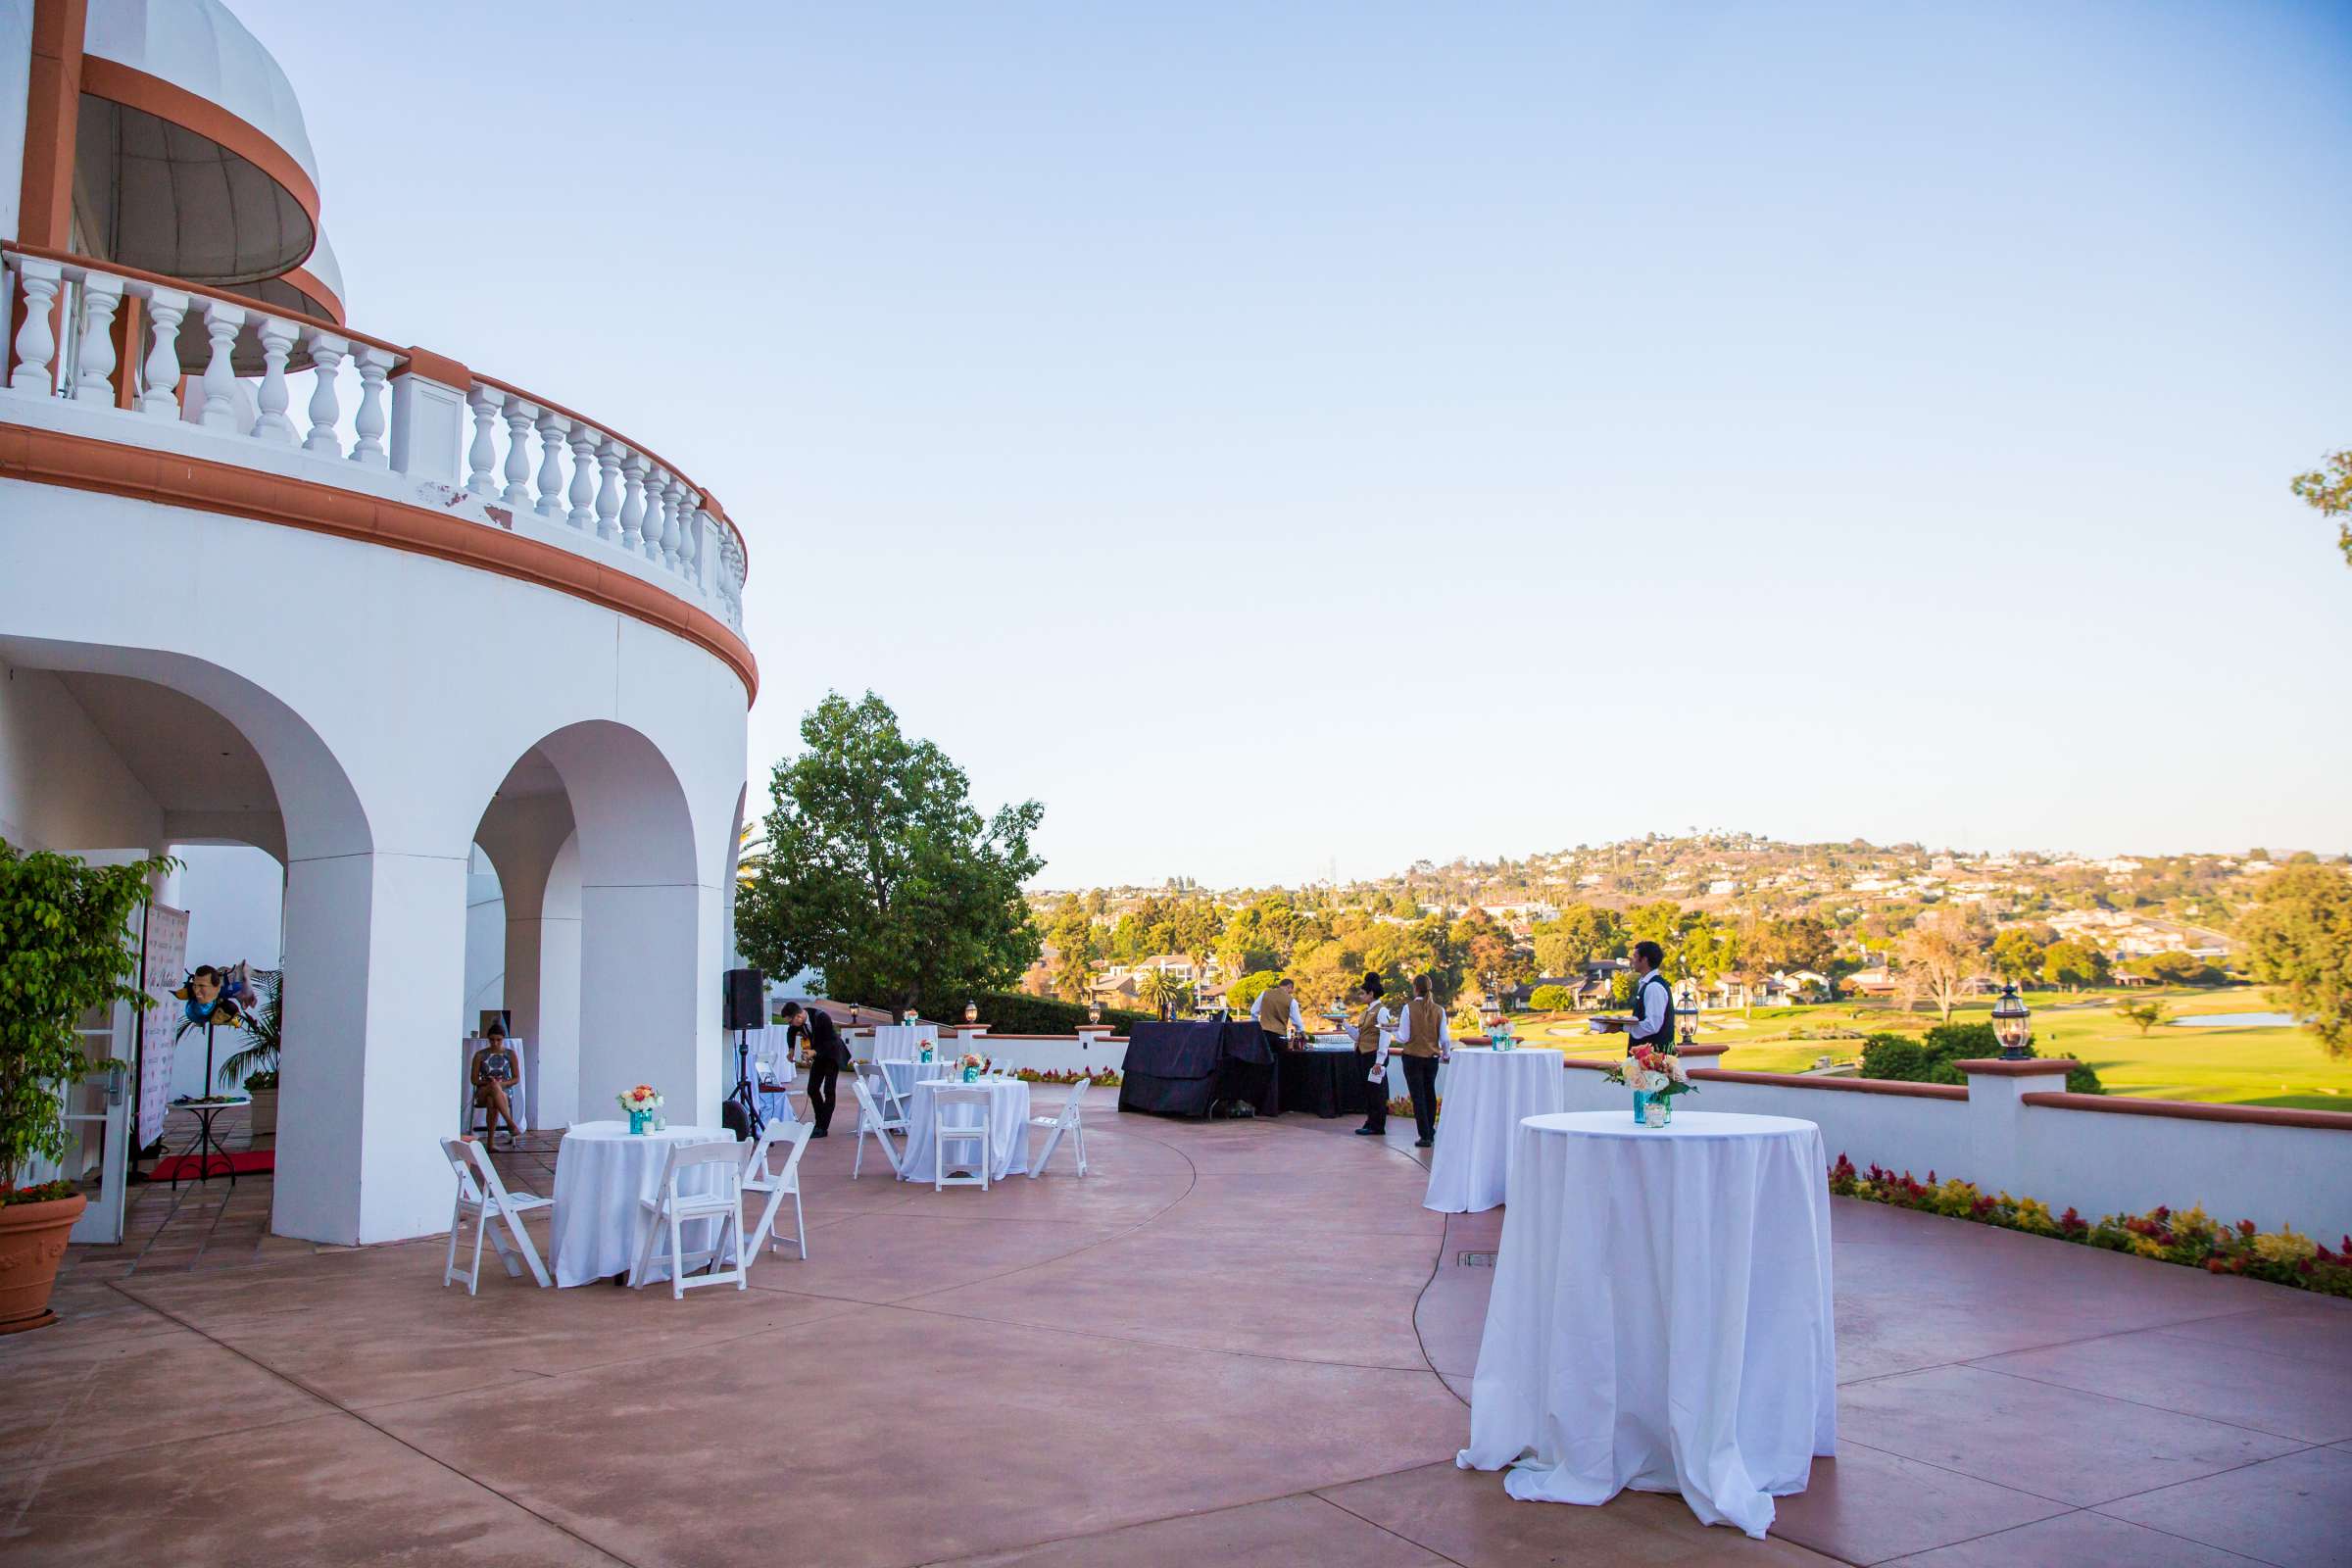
[723,967,764,1032]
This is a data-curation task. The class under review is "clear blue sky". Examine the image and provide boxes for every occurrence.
[241,0,2352,886]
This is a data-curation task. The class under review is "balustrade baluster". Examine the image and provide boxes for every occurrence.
[251,317,299,441]
[641,467,671,562]
[349,346,394,465]
[198,301,247,431]
[687,504,710,586]
[662,478,691,571]
[141,289,189,420]
[592,437,623,542]
[618,454,649,551]
[466,385,503,495]
[534,410,569,516]
[565,424,600,530]
[300,329,346,451]
[7,258,62,393]
[74,275,123,406]
[503,399,539,507]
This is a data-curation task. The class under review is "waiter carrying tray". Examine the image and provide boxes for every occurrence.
[1592,939,1677,1054]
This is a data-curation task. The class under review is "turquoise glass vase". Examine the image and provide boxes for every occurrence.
[628,1108,650,1135]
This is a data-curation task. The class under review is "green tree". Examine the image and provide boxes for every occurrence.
[1528,983,1576,1011]
[1532,903,1623,974]
[1989,929,2046,985]
[2238,865,2352,1054]
[736,692,1043,1014]
[2040,940,2110,992]
[2122,951,2221,987]
[1899,910,1986,1023]
[1138,967,1194,1019]
[2289,447,2352,568]
[0,844,172,1181]
[1043,895,1098,1003]
[2116,1000,2168,1037]
[1227,970,1281,1017]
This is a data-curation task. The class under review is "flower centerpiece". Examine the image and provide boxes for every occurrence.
[957,1052,986,1083]
[617,1083,663,1134]
[1602,1044,1694,1127]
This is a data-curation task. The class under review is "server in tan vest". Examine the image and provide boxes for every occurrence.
[1386,973,1451,1147]
[1252,977,1304,1053]
[1351,972,1396,1138]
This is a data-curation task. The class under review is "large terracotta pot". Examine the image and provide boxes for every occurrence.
[0,1192,86,1335]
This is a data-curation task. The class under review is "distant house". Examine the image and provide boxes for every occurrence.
[1845,965,1898,997]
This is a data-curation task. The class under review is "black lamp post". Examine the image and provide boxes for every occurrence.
[1991,982,2031,1060]
[963,999,979,1025]
[1087,998,1102,1026]
[1675,978,1699,1049]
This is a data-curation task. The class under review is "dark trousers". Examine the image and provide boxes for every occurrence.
[807,1057,840,1132]
[1402,1054,1441,1143]
[1361,1055,1388,1131]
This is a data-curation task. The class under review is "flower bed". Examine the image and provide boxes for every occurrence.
[1828,1153,2352,1298]
[1012,1067,1120,1087]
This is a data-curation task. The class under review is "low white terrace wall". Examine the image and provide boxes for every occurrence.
[1544,1052,2352,1241]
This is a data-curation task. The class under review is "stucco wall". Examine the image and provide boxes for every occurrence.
[0,654,164,852]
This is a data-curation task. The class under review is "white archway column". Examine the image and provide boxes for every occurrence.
[475,795,583,1129]
[274,848,467,1245]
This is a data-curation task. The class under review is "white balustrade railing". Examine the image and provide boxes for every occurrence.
[1,246,748,635]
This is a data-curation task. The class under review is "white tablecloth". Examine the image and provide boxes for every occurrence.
[1423,1048,1565,1213]
[899,1077,1031,1182]
[869,1024,940,1062]
[1456,1110,1837,1539]
[550,1121,737,1287]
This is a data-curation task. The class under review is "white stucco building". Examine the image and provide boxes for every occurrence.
[1,0,758,1244]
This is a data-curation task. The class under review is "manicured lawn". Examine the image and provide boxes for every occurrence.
[1508,986,2352,1112]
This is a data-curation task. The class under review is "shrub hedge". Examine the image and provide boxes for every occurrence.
[1859,1021,2104,1095]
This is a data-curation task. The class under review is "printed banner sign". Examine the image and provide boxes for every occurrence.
[138,904,189,1148]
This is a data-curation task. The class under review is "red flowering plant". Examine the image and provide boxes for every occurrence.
[1825,1153,2352,1298]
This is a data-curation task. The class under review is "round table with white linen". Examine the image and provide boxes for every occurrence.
[1422,1048,1566,1212]
[550,1121,737,1287]
[898,1077,1031,1183]
[1455,1110,1837,1540]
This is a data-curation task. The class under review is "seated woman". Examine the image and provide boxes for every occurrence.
[469,1022,522,1146]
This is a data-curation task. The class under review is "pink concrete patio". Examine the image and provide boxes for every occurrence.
[7,1095,2347,1566]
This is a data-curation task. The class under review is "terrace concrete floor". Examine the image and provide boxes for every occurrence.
[9,1092,2349,1566]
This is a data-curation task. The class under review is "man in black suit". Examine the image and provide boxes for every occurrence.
[779,1002,850,1136]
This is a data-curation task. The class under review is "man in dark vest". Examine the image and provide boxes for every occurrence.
[1597,940,1677,1055]
[779,1002,849,1136]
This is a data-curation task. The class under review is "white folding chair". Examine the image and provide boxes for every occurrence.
[932,1084,994,1192]
[849,1069,906,1179]
[439,1136,552,1293]
[742,1119,814,1262]
[1027,1079,1090,1179]
[627,1139,749,1298]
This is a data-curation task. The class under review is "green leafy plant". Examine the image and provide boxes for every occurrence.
[0,842,172,1185]
[1858,1021,2105,1094]
[217,967,282,1088]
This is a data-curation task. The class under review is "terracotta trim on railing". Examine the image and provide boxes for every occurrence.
[1687,1068,1971,1101]
[275,263,345,326]
[4,244,748,588]
[472,371,749,578]
[77,57,321,265]
[1955,1057,2082,1077]
[0,421,759,701]
[4,242,402,354]
[2020,1092,2352,1133]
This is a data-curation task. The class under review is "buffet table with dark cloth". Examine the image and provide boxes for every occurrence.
[1277,1045,1379,1119]
[1118,1020,1280,1118]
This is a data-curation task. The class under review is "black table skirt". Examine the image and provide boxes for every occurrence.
[1277,1049,1380,1118]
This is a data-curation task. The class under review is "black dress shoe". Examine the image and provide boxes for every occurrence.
[1414,1138,1434,1148]
[810,1127,829,1138]
[1354,1126,1381,1136]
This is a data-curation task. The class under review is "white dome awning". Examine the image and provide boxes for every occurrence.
[75,0,323,286]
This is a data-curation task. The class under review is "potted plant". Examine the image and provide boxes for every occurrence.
[0,842,169,1334]
[217,968,282,1143]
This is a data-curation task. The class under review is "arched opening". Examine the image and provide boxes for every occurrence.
[468,720,714,1137]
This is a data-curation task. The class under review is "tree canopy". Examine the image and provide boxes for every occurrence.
[735,692,1043,1013]
[2239,864,2352,1054]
